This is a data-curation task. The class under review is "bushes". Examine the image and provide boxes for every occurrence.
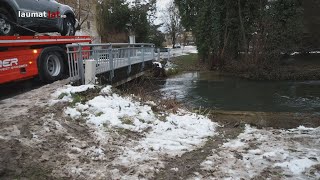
[175,0,304,76]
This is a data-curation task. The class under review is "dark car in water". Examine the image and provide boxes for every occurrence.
[0,0,79,36]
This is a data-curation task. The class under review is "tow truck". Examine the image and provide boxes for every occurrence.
[0,36,91,84]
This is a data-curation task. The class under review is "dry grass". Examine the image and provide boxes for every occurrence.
[118,77,183,113]
[158,98,181,113]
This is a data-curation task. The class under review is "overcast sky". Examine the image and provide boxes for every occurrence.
[127,0,172,29]
[157,0,171,10]
[155,0,171,25]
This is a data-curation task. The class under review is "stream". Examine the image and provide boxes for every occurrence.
[159,71,320,113]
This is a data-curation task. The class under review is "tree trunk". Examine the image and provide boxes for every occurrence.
[172,31,176,48]
[238,0,248,54]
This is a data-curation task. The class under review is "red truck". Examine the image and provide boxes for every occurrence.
[0,36,91,84]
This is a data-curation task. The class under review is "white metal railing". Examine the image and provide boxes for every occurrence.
[66,43,155,84]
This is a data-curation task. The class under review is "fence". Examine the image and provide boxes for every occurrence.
[66,43,155,84]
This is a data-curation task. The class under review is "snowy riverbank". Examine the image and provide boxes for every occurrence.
[0,82,319,179]
[51,85,218,179]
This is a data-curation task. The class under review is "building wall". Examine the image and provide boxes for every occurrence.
[164,32,194,47]
[61,0,101,43]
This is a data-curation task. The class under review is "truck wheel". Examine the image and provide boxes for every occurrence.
[0,7,15,36]
[61,17,75,36]
[38,49,66,83]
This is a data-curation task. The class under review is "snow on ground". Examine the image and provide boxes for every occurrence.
[50,84,95,104]
[164,60,177,71]
[52,85,218,178]
[157,46,198,71]
[62,86,158,132]
[169,46,198,58]
[25,112,113,179]
[194,125,320,180]
[157,46,197,60]
[2,81,320,179]
[290,51,320,55]
[114,112,217,179]
[153,62,163,69]
[0,80,68,121]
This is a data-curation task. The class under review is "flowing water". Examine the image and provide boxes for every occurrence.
[159,72,320,113]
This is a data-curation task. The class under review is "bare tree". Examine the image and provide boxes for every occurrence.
[60,0,95,28]
[162,1,183,48]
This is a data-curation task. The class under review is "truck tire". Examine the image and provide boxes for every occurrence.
[38,47,66,83]
[0,7,15,36]
[61,16,76,36]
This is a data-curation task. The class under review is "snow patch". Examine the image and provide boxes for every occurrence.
[115,112,217,178]
[85,92,158,132]
[58,85,218,178]
[198,125,320,179]
[51,85,95,104]
[170,46,198,57]
[275,158,317,175]
[65,107,81,119]
[153,62,163,69]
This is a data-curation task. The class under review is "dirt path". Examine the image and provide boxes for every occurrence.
[154,109,320,179]
[0,81,123,179]
[154,125,242,180]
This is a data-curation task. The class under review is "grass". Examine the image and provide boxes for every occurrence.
[71,93,82,106]
[192,106,212,116]
[120,116,134,125]
[58,92,69,99]
[165,68,180,76]
[172,54,201,71]
[69,87,102,107]
[165,54,208,76]
[159,98,181,113]
[95,112,104,117]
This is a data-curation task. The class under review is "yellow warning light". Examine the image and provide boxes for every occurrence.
[33,49,38,54]
[29,61,33,65]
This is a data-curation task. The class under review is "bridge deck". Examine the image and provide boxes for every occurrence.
[66,43,155,84]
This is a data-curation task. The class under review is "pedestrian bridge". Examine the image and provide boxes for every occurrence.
[67,43,166,85]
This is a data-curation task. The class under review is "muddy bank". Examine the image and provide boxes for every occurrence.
[120,75,320,129]
[211,110,320,129]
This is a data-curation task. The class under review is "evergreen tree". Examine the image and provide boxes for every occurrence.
[97,0,165,45]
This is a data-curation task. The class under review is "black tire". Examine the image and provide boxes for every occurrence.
[0,7,15,36]
[38,47,66,83]
[61,16,76,36]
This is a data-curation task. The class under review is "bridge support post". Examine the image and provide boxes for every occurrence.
[152,45,155,60]
[127,44,132,75]
[85,59,96,85]
[109,45,114,82]
[141,45,145,71]
[157,48,160,61]
[78,46,86,85]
